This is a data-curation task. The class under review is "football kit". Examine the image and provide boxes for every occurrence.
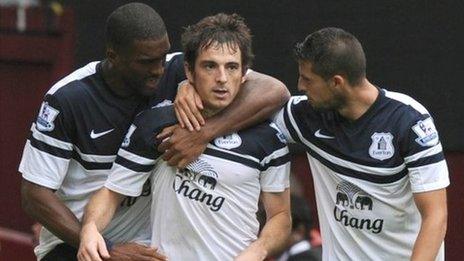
[106,104,291,260]
[274,90,449,260]
[19,53,185,259]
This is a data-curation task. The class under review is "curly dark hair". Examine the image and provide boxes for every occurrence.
[182,13,254,74]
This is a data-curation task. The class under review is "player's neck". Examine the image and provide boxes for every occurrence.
[101,60,135,98]
[201,107,221,119]
[337,79,379,121]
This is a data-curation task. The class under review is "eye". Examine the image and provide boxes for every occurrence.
[299,76,311,84]
[227,64,240,71]
[138,55,165,66]
[203,63,216,70]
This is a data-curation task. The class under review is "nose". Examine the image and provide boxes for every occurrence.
[216,67,228,84]
[297,78,305,92]
[150,61,164,77]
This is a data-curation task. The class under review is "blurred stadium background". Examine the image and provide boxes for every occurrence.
[1,0,463,260]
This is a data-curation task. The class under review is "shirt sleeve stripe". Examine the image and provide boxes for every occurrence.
[31,123,73,151]
[29,136,73,159]
[72,152,112,170]
[261,154,291,171]
[260,147,290,166]
[406,153,445,168]
[114,156,156,173]
[118,148,157,165]
[404,143,443,164]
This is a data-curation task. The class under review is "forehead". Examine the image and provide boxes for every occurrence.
[298,60,320,78]
[196,42,242,63]
[127,35,171,57]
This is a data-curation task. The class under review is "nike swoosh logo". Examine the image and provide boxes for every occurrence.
[90,129,114,139]
[314,129,335,139]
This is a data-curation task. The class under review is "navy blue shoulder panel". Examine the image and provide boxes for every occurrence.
[123,105,178,159]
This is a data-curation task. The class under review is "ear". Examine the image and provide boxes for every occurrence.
[184,62,194,84]
[332,75,345,89]
[106,47,118,65]
[241,68,249,84]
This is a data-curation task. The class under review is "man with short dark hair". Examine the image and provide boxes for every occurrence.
[19,3,289,260]
[78,13,291,261]
[274,27,449,260]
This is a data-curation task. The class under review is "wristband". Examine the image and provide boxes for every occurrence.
[103,237,114,251]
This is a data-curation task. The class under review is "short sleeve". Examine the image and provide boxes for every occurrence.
[260,146,291,192]
[19,94,74,189]
[105,106,176,196]
[403,116,450,193]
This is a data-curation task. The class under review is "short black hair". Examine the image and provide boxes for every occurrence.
[294,27,366,86]
[105,2,166,51]
[181,13,254,74]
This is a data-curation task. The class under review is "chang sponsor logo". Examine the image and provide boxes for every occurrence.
[333,181,384,234]
[172,159,224,212]
[333,208,384,234]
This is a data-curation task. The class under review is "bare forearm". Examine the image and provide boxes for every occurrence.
[253,211,291,257]
[411,188,448,261]
[82,188,123,232]
[21,180,80,247]
[411,215,447,261]
[205,72,289,138]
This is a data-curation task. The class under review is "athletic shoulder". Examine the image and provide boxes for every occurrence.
[383,89,432,121]
[237,120,289,161]
[134,104,177,132]
[381,89,441,154]
[121,104,177,158]
[47,61,100,97]
[163,52,185,81]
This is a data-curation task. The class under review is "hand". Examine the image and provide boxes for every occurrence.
[77,223,109,261]
[108,242,167,261]
[174,81,204,131]
[157,125,209,168]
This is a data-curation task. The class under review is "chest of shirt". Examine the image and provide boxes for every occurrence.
[67,96,146,155]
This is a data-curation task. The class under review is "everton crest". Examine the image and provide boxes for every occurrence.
[369,132,394,160]
[214,133,242,149]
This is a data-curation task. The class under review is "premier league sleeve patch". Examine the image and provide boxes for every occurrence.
[36,102,60,132]
[412,117,439,147]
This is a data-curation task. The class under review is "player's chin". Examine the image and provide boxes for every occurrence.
[139,83,159,97]
[210,100,232,111]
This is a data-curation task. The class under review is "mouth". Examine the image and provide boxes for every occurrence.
[145,77,160,89]
[212,88,229,99]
